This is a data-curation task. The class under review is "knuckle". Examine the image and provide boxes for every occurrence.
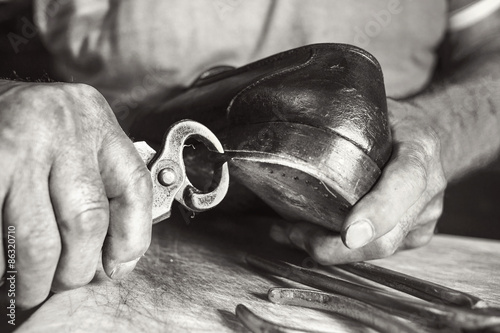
[373,241,398,258]
[406,232,433,249]
[402,142,428,168]
[432,203,444,220]
[310,247,332,265]
[408,155,428,182]
[70,84,114,119]
[64,201,109,236]
[59,83,114,128]
[127,164,154,199]
[427,201,444,222]
[438,175,447,189]
[2,85,64,140]
[401,125,440,166]
[397,151,428,192]
[56,176,110,235]
[28,84,78,136]
[306,237,336,265]
[65,82,103,101]
[398,122,440,156]
[420,124,441,155]
[39,83,72,106]
[434,170,447,191]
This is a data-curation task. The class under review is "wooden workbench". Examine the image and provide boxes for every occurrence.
[8,211,500,333]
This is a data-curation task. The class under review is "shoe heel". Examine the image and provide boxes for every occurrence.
[222,122,381,231]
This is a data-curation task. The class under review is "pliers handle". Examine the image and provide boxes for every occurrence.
[134,120,229,223]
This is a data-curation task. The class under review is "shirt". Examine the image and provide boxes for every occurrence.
[35,0,449,127]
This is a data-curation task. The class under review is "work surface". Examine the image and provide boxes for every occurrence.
[10,212,500,333]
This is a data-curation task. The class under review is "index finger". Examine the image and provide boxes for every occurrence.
[98,130,153,279]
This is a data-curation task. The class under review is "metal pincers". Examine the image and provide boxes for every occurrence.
[134,120,230,223]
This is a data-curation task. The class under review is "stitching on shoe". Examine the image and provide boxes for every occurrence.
[226,49,318,119]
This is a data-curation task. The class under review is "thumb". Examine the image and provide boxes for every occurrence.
[341,148,428,249]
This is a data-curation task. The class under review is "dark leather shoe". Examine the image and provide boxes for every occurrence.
[132,43,391,231]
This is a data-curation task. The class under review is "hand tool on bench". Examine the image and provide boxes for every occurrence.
[337,261,488,309]
[237,255,500,333]
[133,119,230,223]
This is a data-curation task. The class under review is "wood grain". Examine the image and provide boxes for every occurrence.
[11,212,500,333]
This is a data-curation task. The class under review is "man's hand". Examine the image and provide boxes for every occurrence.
[0,81,152,309]
[270,99,447,264]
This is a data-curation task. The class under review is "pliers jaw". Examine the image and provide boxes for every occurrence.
[134,120,230,224]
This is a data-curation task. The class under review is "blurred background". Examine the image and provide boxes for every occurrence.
[1,2,499,239]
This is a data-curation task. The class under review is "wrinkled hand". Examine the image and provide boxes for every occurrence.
[0,81,152,309]
[271,99,447,264]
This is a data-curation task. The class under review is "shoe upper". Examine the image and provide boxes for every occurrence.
[132,43,392,170]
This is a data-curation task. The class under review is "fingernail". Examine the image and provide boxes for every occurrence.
[110,257,141,280]
[344,219,374,249]
[289,227,305,249]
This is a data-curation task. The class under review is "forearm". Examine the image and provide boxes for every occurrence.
[400,53,500,181]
